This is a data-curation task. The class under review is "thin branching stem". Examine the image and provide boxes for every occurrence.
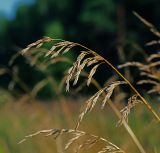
[83,72,146,153]
[75,43,160,122]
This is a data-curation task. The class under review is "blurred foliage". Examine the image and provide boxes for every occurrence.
[80,0,116,32]
[45,21,64,38]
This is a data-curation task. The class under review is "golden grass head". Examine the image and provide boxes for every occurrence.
[19,128,125,153]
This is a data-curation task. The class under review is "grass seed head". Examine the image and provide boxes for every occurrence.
[117,94,142,126]
[87,63,101,86]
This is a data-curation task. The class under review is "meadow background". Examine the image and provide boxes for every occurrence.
[0,0,160,153]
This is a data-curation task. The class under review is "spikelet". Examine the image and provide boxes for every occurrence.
[140,72,160,80]
[118,50,160,96]
[45,46,56,57]
[147,52,160,61]
[62,43,76,54]
[73,57,93,85]
[87,56,102,67]
[45,41,75,58]
[27,50,45,66]
[146,40,160,46]
[117,95,142,126]
[76,81,127,129]
[98,145,124,153]
[87,63,101,86]
[66,51,101,91]
[50,45,66,58]
[137,79,160,94]
[148,61,160,68]
[64,131,85,150]
[101,81,127,109]
[75,137,100,153]
[19,128,125,153]
[137,79,159,85]
[18,128,74,144]
[53,42,75,57]
[77,51,88,65]
[77,132,125,153]
[148,85,160,94]
[56,41,73,47]
[65,52,88,91]
[21,37,53,54]
[76,89,104,130]
[118,62,149,72]
[133,12,160,37]
[66,66,75,92]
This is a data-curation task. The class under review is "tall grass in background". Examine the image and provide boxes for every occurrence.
[0,94,160,153]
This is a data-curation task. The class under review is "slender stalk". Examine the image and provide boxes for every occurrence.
[75,43,160,122]
[82,71,146,153]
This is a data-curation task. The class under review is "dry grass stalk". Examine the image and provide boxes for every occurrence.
[146,40,160,46]
[73,57,93,86]
[130,12,160,95]
[65,52,88,91]
[18,128,125,153]
[138,79,160,94]
[87,56,102,66]
[117,95,142,126]
[18,129,71,144]
[101,81,127,109]
[133,12,160,37]
[20,36,160,153]
[21,36,160,123]
[140,72,160,81]
[118,54,160,95]
[147,52,160,62]
[75,88,104,129]
[149,61,160,68]
[148,87,160,94]
[118,62,149,72]
[137,80,159,86]
[76,81,127,130]
[87,63,101,86]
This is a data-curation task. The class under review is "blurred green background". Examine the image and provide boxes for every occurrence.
[0,0,160,153]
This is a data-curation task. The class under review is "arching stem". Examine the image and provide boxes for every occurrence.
[76,43,160,122]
